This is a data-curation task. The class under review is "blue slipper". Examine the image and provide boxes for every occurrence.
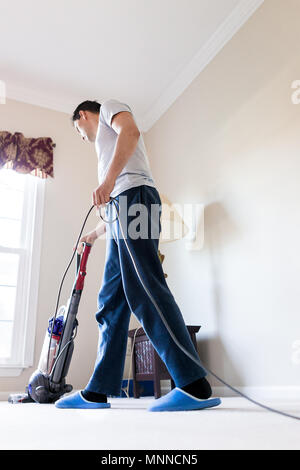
[55,391,111,409]
[147,387,221,412]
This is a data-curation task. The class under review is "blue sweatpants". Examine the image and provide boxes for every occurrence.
[85,184,207,396]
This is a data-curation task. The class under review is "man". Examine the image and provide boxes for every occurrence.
[55,99,221,411]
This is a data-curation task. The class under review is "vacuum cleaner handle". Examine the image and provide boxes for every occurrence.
[76,242,91,279]
[75,242,92,291]
[76,253,81,276]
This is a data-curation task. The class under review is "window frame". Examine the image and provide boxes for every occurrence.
[0,172,45,376]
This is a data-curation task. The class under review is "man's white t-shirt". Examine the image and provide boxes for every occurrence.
[95,99,156,198]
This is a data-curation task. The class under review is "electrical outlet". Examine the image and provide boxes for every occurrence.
[185,203,204,251]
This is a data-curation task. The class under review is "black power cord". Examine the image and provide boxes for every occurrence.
[107,197,300,422]
[49,199,300,421]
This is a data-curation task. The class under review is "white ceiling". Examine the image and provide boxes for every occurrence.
[1,0,263,131]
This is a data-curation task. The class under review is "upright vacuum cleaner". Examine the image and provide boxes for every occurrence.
[8,242,92,404]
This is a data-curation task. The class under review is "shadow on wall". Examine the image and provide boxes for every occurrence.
[198,337,244,393]
[200,201,245,388]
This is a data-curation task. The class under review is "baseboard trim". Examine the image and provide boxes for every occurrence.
[160,382,300,401]
[1,386,300,402]
[212,386,300,401]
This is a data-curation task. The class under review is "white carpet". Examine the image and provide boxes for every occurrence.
[0,396,299,450]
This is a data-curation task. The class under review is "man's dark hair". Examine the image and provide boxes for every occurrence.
[71,100,101,122]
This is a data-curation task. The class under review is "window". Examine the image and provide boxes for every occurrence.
[0,168,45,376]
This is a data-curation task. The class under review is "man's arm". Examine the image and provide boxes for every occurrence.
[92,111,140,207]
[94,219,106,238]
[73,220,106,254]
[105,111,140,182]
[85,219,106,242]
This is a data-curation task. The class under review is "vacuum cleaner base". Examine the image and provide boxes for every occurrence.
[28,369,73,404]
[8,371,73,404]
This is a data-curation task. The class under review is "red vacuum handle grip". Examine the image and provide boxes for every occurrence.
[75,242,92,291]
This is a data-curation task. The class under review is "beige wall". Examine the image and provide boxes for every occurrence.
[144,0,300,390]
[0,98,139,397]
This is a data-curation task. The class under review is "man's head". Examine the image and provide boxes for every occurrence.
[71,100,101,143]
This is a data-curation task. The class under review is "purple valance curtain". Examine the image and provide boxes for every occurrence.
[0,131,55,178]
